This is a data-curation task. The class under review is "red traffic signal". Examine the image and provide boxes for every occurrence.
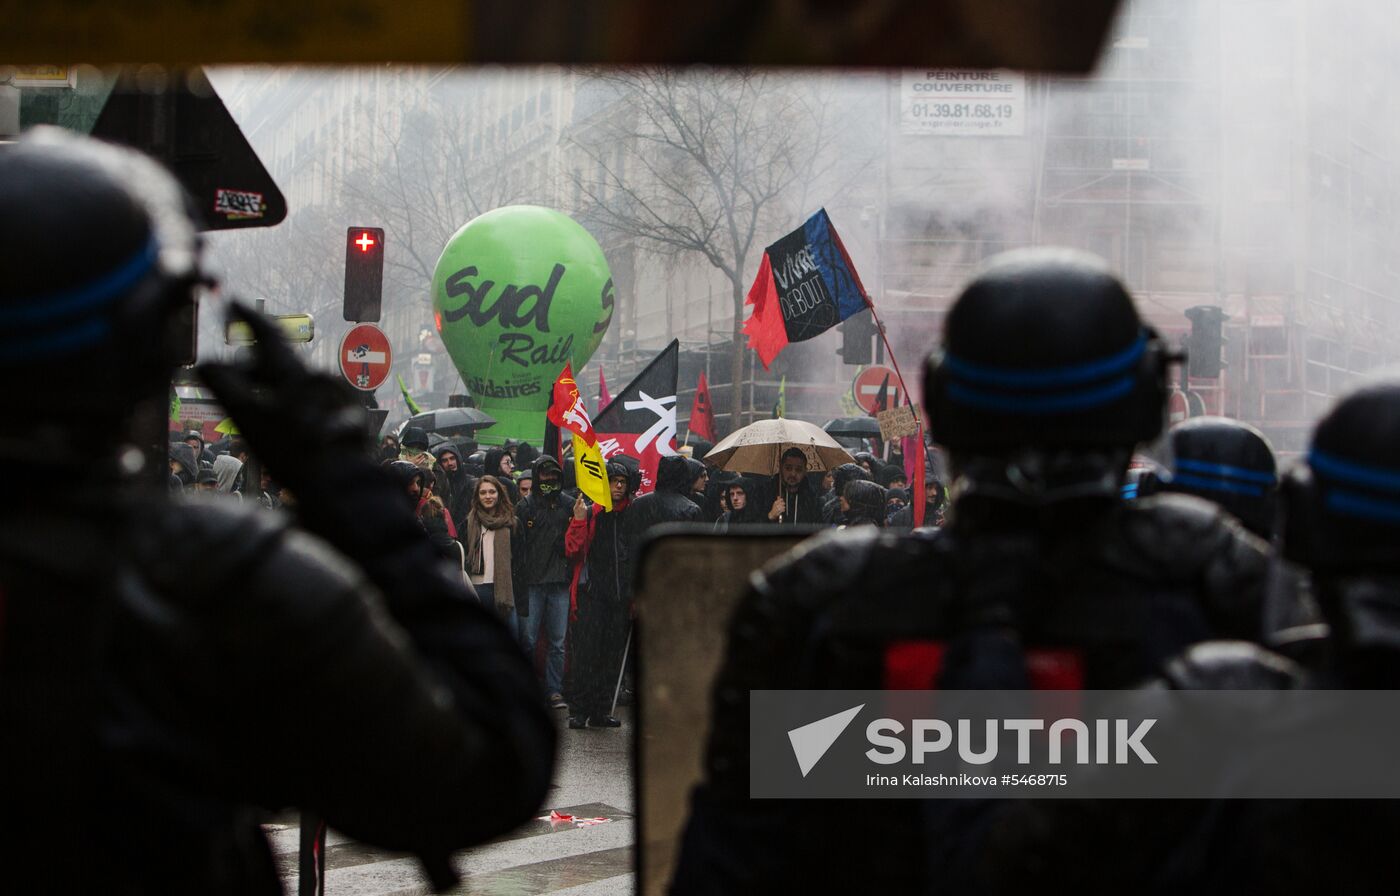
[344,226,385,322]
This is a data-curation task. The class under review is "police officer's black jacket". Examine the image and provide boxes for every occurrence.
[0,472,556,896]
[672,492,1271,896]
[966,576,1400,896]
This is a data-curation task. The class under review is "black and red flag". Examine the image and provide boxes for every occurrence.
[688,371,718,443]
[743,208,870,370]
[594,340,680,496]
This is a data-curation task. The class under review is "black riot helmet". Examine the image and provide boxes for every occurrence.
[923,249,1177,505]
[1161,417,1278,539]
[0,128,205,451]
[925,249,1173,453]
[1282,379,1400,576]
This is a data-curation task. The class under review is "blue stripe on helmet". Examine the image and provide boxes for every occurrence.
[1170,472,1266,498]
[1310,449,1400,494]
[1174,457,1276,486]
[0,316,111,362]
[1325,488,1400,525]
[942,331,1148,389]
[1121,483,1140,500]
[0,237,158,327]
[946,374,1136,415]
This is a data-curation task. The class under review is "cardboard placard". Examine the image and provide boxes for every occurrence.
[877,405,919,441]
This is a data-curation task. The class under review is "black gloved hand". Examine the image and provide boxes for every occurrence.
[197,302,369,491]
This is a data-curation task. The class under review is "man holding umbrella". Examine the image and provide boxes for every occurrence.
[706,418,852,526]
[767,448,823,525]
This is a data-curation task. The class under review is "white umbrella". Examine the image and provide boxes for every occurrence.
[703,418,855,474]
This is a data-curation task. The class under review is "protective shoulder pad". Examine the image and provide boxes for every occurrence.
[1119,493,1269,583]
[753,526,940,613]
[1161,640,1304,690]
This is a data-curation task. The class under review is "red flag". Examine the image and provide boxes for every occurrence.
[741,253,788,370]
[547,363,597,446]
[910,428,927,527]
[597,366,612,414]
[689,371,717,442]
[549,363,611,510]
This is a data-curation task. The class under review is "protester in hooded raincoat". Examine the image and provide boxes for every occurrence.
[821,462,873,525]
[889,476,948,529]
[432,443,476,532]
[385,460,457,561]
[766,447,824,525]
[515,455,573,709]
[212,454,243,496]
[626,455,703,537]
[168,442,199,491]
[701,470,740,524]
[483,447,520,503]
[564,461,637,729]
[684,457,709,511]
[713,477,768,532]
[839,480,887,528]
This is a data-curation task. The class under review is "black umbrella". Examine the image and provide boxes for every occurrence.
[823,417,882,438]
[404,407,496,437]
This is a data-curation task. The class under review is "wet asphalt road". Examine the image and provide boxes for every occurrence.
[270,707,635,895]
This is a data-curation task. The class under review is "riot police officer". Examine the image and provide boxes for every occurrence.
[670,248,1273,894]
[0,128,555,893]
[1150,416,1280,540]
[968,377,1400,894]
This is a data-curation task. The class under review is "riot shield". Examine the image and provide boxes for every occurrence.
[633,524,817,896]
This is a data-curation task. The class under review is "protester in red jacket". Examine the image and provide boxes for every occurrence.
[564,461,638,728]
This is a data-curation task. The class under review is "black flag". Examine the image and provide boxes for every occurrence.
[594,340,680,496]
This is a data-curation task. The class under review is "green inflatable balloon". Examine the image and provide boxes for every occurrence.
[432,206,614,445]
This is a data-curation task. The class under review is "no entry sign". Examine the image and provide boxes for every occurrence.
[340,323,392,391]
[852,365,902,414]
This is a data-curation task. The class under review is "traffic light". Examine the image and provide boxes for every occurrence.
[1184,305,1226,378]
[840,309,876,365]
[344,226,385,322]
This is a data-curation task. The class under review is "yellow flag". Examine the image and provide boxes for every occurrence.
[572,433,612,511]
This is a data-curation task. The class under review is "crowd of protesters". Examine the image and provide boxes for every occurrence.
[171,413,949,729]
